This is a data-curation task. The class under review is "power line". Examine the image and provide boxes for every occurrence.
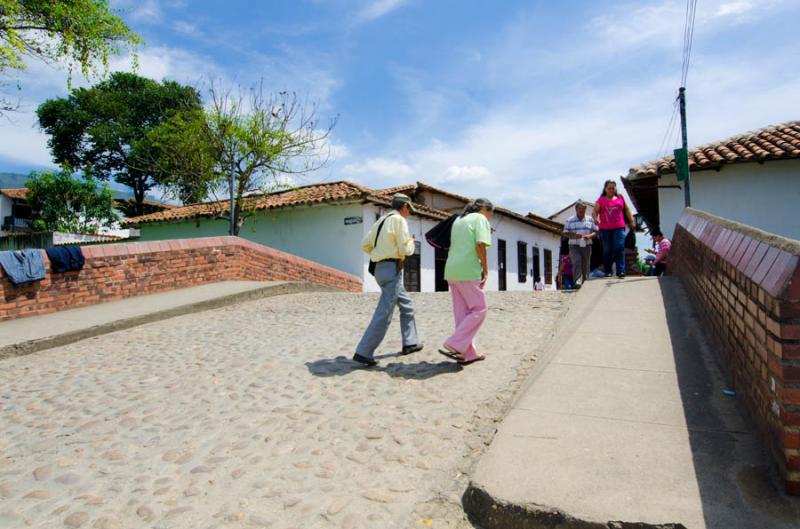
[657,96,680,159]
[653,1,697,161]
[680,0,698,87]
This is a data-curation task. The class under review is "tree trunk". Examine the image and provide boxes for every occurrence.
[231,198,241,236]
[133,184,145,216]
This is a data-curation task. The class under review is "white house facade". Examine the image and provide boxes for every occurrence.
[548,200,595,225]
[124,181,564,293]
[623,121,800,240]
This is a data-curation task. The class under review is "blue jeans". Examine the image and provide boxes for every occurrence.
[356,261,418,359]
[600,228,626,276]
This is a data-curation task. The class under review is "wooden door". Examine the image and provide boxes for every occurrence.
[544,248,553,285]
[403,241,422,292]
[498,239,507,291]
[434,247,449,292]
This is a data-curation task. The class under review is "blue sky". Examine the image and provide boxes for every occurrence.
[1,0,799,216]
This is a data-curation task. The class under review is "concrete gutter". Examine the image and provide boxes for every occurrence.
[0,281,339,360]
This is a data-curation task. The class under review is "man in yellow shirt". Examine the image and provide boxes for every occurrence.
[354,194,423,366]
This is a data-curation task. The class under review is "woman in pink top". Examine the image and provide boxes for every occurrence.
[593,180,636,278]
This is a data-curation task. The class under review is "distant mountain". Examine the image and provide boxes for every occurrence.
[0,172,29,188]
[0,172,167,203]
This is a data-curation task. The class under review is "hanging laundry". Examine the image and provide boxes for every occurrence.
[0,249,46,286]
[45,246,86,274]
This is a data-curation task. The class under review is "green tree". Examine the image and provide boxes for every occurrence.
[149,82,336,234]
[36,72,202,215]
[25,169,117,233]
[0,0,141,111]
[141,109,221,205]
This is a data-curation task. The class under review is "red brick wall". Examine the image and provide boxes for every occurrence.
[671,208,800,495]
[0,236,361,322]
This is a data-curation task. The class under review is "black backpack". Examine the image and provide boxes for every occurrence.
[425,214,459,250]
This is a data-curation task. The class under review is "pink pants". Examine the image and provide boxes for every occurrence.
[445,280,488,361]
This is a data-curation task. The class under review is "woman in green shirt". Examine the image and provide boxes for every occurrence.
[440,198,494,365]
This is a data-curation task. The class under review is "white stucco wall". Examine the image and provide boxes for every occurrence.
[484,215,562,291]
[550,203,595,224]
[360,204,439,293]
[360,206,561,292]
[657,159,800,240]
[0,195,11,220]
[138,202,367,278]
[0,194,11,235]
[138,201,563,293]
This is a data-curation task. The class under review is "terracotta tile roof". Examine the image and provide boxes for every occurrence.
[627,120,800,180]
[122,181,448,226]
[522,212,566,235]
[377,182,564,236]
[113,198,178,210]
[0,188,28,199]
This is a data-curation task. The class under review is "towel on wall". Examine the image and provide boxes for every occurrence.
[45,246,86,274]
[0,249,46,286]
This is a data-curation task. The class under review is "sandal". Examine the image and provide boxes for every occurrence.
[458,355,486,366]
[438,349,463,361]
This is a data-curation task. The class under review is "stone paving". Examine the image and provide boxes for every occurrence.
[0,291,566,529]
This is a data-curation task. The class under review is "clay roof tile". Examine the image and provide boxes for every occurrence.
[627,120,800,180]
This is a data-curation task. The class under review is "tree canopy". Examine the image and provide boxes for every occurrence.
[141,109,221,205]
[0,0,140,110]
[36,72,202,215]
[147,82,336,235]
[25,169,117,233]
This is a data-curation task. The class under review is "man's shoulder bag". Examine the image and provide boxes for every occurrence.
[367,214,392,277]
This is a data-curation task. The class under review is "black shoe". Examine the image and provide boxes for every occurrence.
[352,354,377,367]
[400,344,424,355]
[617,273,626,279]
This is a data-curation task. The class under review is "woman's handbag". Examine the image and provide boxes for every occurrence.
[425,214,458,250]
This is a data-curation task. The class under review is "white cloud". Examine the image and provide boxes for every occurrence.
[113,0,162,23]
[341,157,415,182]
[173,21,201,36]
[329,141,351,161]
[357,0,410,23]
[0,44,223,171]
[716,1,756,16]
[439,165,492,183]
[338,49,800,216]
[331,0,800,217]
[0,105,56,168]
[109,46,221,84]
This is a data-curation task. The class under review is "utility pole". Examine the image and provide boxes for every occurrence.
[678,86,691,207]
[229,153,236,236]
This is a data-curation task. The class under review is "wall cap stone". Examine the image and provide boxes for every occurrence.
[680,208,800,256]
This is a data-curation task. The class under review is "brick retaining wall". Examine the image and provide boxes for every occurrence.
[671,208,800,495]
[0,237,361,322]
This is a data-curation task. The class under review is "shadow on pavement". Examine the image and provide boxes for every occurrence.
[306,356,463,380]
[660,276,800,528]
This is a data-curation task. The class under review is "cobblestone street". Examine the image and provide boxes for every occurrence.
[0,291,565,529]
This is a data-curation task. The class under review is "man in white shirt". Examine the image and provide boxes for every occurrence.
[354,194,423,366]
[563,202,598,288]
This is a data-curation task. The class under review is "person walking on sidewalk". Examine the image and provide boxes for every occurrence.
[593,180,636,278]
[439,198,494,366]
[563,201,597,288]
[353,194,423,367]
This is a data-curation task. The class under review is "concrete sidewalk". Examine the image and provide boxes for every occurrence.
[0,281,333,359]
[464,277,800,529]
